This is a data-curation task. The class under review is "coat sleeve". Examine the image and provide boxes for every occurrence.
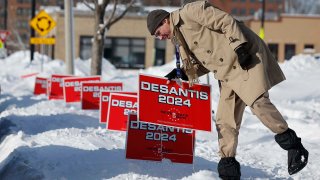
[181,1,247,50]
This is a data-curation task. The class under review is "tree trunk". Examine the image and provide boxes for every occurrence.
[89,0,133,75]
[91,6,106,75]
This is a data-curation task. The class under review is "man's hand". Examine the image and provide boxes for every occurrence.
[235,44,251,69]
[165,68,188,81]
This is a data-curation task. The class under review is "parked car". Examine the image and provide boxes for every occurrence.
[314,53,320,60]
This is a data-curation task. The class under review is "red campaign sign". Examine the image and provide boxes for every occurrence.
[63,76,101,103]
[139,74,212,131]
[81,82,123,110]
[100,91,137,124]
[106,93,137,131]
[34,77,48,95]
[49,74,75,100]
[0,30,10,42]
[126,114,195,164]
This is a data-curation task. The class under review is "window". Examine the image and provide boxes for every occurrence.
[154,39,166,66]
[0,8,4,16]
[104,37,146,69]
[16,21,22,29]
[231,8,238,15]
[249,8,255,15]
[79,36,92,60]
[16,7,31,16]
[16,8,23,15]
[304,44,315,54]
[79,36,146,69]
[24,8,32,16]
[304,44,314,49]
[250,0,256,2]
[40,0,50,5]
[21,33,29,42]
[268,9,274,13]
[17,20,29,29]
[240,8,246,15]
[285,44,296,60]
[268,43,279,60]
[17,0,31,3]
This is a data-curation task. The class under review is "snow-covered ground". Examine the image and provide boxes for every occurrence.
[0,51,319,179]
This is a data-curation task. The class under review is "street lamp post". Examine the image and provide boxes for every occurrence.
[4,0,7,30]
[64,0,75,75]
[30,0,36,61]
[259,0,266,40]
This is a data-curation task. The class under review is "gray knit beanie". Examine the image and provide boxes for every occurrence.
[147,9,170,35]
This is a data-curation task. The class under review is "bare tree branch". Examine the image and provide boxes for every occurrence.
[102,0,110,9]
[104,0,118,29]
[107,0,134,29]
[82,0,95,11]
[90,0,135,75]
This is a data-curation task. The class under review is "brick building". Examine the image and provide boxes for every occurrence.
[0,0,81,52]
[210,0,284,17]
[141,0,285,16]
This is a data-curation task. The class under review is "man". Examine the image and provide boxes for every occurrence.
[146,1,308,179]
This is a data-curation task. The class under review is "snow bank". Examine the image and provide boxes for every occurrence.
[0,52,319,179]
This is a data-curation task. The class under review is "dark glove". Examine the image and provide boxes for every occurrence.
[165,68,188,81]
[235,44,251,69]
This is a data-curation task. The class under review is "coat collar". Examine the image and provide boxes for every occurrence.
[169,10,181,37]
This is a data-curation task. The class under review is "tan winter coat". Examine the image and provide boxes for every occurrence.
[169,1,285,106]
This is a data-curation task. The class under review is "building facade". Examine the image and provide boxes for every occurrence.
[51,10,175,69]
[50,9,320,70]
[249,14,320,61]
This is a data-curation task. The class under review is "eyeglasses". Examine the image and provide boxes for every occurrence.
[154,22,164,39]
[154,26,161,38]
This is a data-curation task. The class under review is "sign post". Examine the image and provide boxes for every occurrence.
[29,10,56,70]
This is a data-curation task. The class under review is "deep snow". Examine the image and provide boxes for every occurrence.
[0,51,320,179]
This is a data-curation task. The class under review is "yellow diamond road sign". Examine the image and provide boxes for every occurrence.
[30,10,56,37]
